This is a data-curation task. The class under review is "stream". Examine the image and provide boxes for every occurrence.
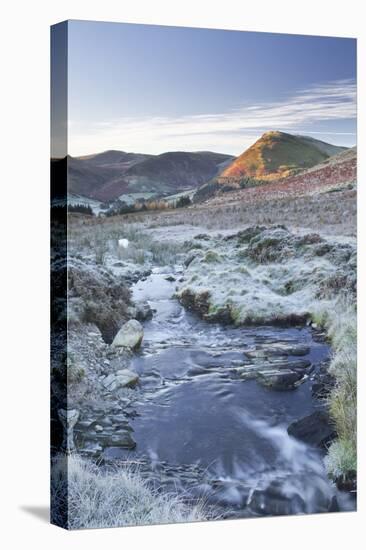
[103,266,355,518]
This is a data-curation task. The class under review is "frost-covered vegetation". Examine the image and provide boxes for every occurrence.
[51,454,210,529]
[68,215,185,268]
[314,301,357,484]
[177,226,355,326]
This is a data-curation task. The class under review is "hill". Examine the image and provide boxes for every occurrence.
[122,151,233,195]
[219,131,346,181]
[68,150,233,202]
[196,146,356,207]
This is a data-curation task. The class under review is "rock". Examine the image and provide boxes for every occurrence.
[335,470,357,492]
[101,369,139,391]
[165,275,176,282]
[248,482,306,516]
[257,369,304,390]
[111,319,143,349]
[287,410,336,448]
[268,359,312,371]
[246,343,310,359]
[134,300,153,321]
[102,369,139,391]
[103,431,136,449]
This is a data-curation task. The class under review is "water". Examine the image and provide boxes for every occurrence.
[104,267,355,517]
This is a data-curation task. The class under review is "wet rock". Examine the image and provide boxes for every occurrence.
[101,369,139,391]
[248,482,306,516]
[257,369,305,390]
[269,359,312,371]
[134,300,153,321]
[287,410,336,449]
[111,319,143,349]
[165,275,176,282]
[334,470,357,492]
[260,343,310,356]
[103,432,136,449]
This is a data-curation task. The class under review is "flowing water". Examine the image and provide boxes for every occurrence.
[104,266,355,517]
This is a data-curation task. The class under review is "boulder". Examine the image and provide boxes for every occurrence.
[257,369,304,390]
[101,369,139,391]
[287,410,336,448]
[112,319,143,349]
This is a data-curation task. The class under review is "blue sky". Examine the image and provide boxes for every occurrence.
[67,20,356,156]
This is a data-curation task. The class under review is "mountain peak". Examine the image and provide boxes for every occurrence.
[220,132,346,181]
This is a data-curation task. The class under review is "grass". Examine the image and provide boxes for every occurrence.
[51,454,211,530]
[312,299,357,482]
[69,216,184,267]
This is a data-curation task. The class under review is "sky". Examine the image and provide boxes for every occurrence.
[66,20,357,156]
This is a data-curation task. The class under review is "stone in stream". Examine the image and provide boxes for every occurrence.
[101,369,139,391]
[267,359,312,371]
[256,369,305,390]
[134,300,153,321]
[287,410,336,449]
[236,358,311,386]
[247,481,307,516]
[111,319,143,350]
[103,432,136,449]
[245,343,310,359]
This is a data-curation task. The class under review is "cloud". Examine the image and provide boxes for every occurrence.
[68,78,356,155]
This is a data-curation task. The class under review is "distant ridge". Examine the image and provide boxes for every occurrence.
[68,150,234,202]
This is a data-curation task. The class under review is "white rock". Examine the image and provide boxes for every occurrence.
[112,319,144,349]
[102,369,139,391]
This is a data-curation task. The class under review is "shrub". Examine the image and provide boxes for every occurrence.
[175,195,192,208]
